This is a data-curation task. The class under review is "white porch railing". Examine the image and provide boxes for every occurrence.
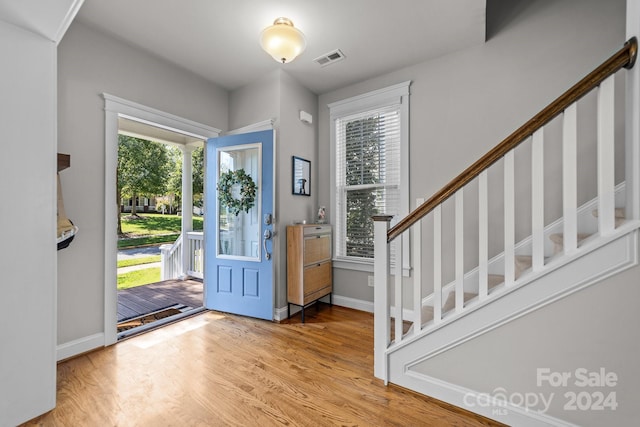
[160,234,183,280]
[160,231,204,280]
[373,38,638,383]
[185,231,204,279]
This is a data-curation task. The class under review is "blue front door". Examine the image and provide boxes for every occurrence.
[204,130,274,320]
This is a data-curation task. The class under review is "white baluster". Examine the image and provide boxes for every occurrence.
[433,205,442,324]
[189,237,194,273]
[563,103,578,253]
[413,198,424,334]
[532,129,545,271]
[455,190,464,312]
[394,235,403,343]
[598,75,616,235]
[478,171,488,300]
[504,151,515,286]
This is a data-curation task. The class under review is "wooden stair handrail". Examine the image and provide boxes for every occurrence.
[387,37,638,243]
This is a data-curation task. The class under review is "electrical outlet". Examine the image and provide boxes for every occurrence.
[368,275,374,287]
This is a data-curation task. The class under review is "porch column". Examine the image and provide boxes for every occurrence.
[181,144,196,278]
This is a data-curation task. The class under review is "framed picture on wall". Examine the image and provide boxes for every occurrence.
[292,156,311,196]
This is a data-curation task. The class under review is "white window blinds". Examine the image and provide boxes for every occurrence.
[335,105,401,260]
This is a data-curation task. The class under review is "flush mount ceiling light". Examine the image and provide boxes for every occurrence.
[260,17,306,64]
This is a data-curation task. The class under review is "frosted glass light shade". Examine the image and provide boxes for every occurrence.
[260,17,306,64]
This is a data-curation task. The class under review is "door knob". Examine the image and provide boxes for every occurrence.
[263,229,272,260]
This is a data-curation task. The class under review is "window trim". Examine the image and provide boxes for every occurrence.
[329,81,411,276]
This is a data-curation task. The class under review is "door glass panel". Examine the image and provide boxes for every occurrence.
[217,144,261,260]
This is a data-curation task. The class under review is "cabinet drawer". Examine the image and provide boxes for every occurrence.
[303,261,332,303]
[303,225,331,236]
[304,234,331,265]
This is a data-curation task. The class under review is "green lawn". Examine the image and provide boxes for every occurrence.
[121,213,203,236]
[117,213,200,285]
[118,213,203,248]
[117,255,161,268]
[117,267,161,290]
[118,233,180,249]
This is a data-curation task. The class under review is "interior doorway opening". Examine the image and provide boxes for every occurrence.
[115,117,206,339]
[103,94,222,345]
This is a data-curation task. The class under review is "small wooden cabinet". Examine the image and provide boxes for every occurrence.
[287,224,332,322]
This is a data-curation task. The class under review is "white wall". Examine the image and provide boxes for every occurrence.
[57,22,228,347]
[317,0,626,302]
[228,69,280,131]
[0,22,57,427]
[229,70,318,311]
[276,71,318,308]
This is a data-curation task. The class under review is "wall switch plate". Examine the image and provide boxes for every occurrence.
[368,275,374,287]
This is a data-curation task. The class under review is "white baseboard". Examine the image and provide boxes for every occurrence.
[332,295,374,313]
[332,295,415,322]
[275,294,362,321]
[274,305,290,322]
[399,370,579,427]
[57,333,104,361]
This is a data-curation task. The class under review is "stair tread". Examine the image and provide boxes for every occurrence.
[515,255,532,279]
[592,208,626,227]
[592,207,625,218]
[549,232,592,243]
[421,305,434,322]
[488,274,504,289]
[549,232,593,255]
[421,275,504,324]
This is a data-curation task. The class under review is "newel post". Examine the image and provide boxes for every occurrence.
[373,215,393,382]
[160,243,171,280]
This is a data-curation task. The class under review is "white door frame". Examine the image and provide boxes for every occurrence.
[102,94,221,346]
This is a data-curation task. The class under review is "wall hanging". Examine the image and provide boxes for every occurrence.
[292,156,311,196]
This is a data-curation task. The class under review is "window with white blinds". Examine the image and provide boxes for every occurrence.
[329,81,410,269]
[335,106,401,259]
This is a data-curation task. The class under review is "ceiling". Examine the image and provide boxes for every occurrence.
[119,117,204,146]
[73,0,487,94]
[0,0,82,42]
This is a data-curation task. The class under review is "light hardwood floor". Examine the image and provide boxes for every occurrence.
[25,305,505,426]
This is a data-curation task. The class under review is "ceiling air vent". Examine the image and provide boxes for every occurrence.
[313,49,346,67]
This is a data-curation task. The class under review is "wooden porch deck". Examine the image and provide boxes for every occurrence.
[117,278,203,322]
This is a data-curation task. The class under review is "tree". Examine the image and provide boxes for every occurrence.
[166,146,205,209]
[166,146,182,213]
[192,147,205,208]
[117,135,170,234]
[192,146,204,195]
[345,116,383,258]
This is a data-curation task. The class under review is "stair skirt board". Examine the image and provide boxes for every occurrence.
[386,229,638,426]
[421,182,628,311]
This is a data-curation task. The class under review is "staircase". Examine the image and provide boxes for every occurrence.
[372,38,639,425]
